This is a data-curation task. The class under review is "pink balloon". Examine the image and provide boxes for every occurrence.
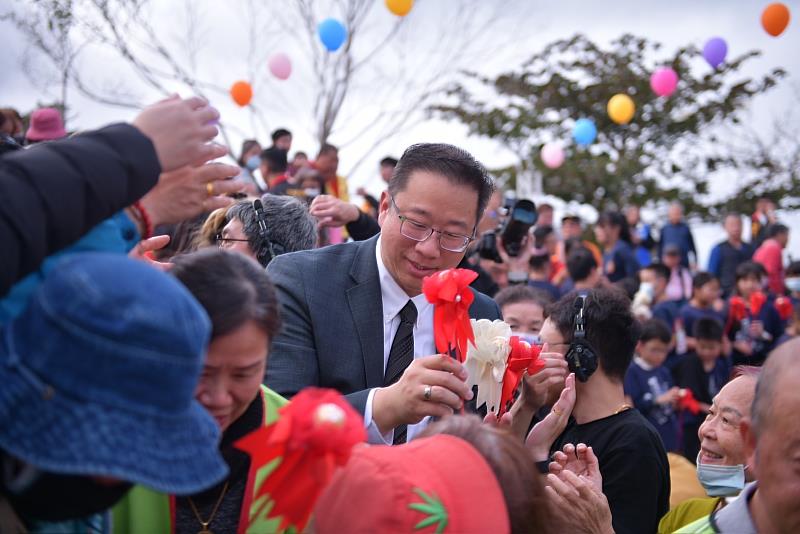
[268,53,292,80]
[650,67,678,97]
[541,142,565,169]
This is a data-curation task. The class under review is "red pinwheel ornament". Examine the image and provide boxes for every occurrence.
[774,296,793,321]
[235,388,366,533]
[423,268,478,362]
[749,291,767,317]
[677,388,701,415]
[498,336,544,417]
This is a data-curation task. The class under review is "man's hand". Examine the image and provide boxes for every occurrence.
[518,343,569,410]
[372,354,474,434]
[133,96,223,171]
[545,468,613,534]
[139,162,244,227]
[526,373,576,461]
[129,235,173,270]
[309,195,360,227]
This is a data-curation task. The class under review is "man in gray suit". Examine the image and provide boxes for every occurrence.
[266,143,500,444]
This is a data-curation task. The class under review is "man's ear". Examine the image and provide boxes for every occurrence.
[377,190,390,227]
[740,417,758,480]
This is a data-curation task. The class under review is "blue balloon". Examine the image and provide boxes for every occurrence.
[573,118,597,146]
[703,37,727,69]
[318,18,347,52]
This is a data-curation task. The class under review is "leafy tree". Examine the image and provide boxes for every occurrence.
[432,34,789,219]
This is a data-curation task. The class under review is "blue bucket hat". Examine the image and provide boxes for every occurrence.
[0,253,228,495]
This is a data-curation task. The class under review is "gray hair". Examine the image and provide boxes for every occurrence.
[227,194,317,267]
[751,338,800,436]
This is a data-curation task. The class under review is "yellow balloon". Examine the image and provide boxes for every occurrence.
[607,94,635,125]
[385,0,413,16]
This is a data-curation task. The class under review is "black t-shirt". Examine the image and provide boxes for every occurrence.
[551,409,670,534]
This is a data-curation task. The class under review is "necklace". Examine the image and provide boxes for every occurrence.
[187,481,229,534]
[614,403,631,415]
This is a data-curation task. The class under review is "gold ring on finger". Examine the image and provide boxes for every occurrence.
[206,182,215,196]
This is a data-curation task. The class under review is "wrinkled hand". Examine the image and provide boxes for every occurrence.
[372,354,474,434]
[526,373,576,461]
[656,386,681,407]
[139,162,243,227]
[309,195,361,227]
[545,468,613,534]
[518,343,569,410]
[133,96,223,171]
[549,443,603,495]
[129,235,173,270]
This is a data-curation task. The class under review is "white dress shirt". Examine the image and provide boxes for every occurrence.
[363,237,435,444]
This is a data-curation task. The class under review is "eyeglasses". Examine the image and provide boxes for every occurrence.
[215,234,249,249]
[390,196,474,253]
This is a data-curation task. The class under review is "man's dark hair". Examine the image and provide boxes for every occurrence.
[642,262,670,281]
[529,252,551,271]
[736,261,766,282]
[766,223,789,239]
[380,156,398,167]
[639,318,672,344]
[494,285,553,311]
[692,271,717,291]
[260,147,288,173]
[597,211,632,244]
[317,143,338,157]
[566,247,597,283]
[293,150,308,159]
[533,225,554,248]
[693,317,724,342]
[271,128,291,143]
[786,261,800,277]
[614,277,640,300]
[547,287,641,382]
[388,143,494,225]
[171,248,282,341]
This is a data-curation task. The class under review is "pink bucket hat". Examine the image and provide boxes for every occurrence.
[26,108,67,141]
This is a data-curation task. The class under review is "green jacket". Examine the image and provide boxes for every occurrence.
[112,386,287,534]
[658,497,720,534]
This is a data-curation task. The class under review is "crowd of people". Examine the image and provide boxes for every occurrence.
[1,99,798,534]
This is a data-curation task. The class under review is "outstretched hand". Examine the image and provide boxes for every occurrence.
[525,373,576,461]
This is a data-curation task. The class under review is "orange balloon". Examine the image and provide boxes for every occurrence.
[230,81,253,107]
[761,3,790,37]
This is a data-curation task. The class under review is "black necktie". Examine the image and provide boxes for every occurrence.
[384,300,417,444]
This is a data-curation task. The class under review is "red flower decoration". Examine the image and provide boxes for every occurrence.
[749,291,767,317]
[498,336,544,417]
[677,388,701,415]
[423,268,478,362]
[728,296,747,323]
[775,296,793,321]
[235,388,366,533]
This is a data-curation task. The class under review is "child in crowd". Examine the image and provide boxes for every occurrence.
[727,261,784,365]
[672,317,731,462]
[678,272,726,352]
[624,319,681,452]
[494,285,552,344]
[639,263,682,332]
[528,251,561,302]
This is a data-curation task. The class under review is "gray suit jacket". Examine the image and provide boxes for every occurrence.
[265,235,501,416]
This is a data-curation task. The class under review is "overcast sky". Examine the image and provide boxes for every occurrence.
[2,0,798,257]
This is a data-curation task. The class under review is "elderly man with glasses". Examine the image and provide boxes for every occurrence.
[265,143,501,444]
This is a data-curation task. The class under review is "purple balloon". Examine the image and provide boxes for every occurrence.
[703,37,727,69]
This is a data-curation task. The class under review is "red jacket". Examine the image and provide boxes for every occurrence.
[753,238,785,294]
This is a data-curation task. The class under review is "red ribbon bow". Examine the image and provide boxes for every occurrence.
[774,296,793,321]
[749,292,767,317]
[498,336,544,417]
[677,388,701,415]
[235,388,366,533]
[423,268,478,362]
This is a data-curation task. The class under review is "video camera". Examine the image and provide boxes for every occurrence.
[476,197,538,263]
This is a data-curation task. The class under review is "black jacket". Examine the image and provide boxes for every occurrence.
[0,124,161,297]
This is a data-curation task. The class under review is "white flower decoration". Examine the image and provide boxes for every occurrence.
[464,319,511,414]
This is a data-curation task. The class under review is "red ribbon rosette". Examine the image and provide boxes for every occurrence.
[677,388,701,415]
[235,388,366,533]
[749,291,767,317]
[498,336,544,417]
[728,297,747,322]
[775,296,793,321]
[423,268,478,362]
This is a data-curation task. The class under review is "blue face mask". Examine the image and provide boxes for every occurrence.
[245,155,261,171]
[696,454,745,497]
[512,332,541,346]
[786,278,800,293]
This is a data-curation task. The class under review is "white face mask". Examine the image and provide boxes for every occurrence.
[512,332,541,346]
[695,453,746,497]
[639,282,654,301]
[786,277,800,293]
